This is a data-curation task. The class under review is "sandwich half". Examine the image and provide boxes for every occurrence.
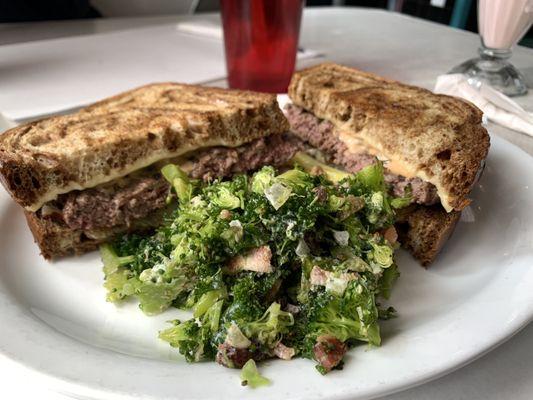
[285,63,490,265]
[0,83,300,258]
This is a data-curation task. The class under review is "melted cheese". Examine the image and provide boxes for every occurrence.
[383,159,417,179]
[336,129,454,212]
[336,130,417,178]
[27,140,237,212]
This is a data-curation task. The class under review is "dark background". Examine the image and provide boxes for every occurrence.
[0,0,532,47]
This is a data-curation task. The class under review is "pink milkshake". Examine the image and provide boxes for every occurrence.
[450,0,533,96]
[479,0,533,50]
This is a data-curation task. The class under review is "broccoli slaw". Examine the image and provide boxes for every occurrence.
[100,152,407,381]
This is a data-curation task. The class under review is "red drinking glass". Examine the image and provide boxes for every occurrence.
[220,0,304,93]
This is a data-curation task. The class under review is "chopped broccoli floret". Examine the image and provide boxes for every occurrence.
[304,282,380,346]
[159,292,225,361]
[241,302,294,348]
[100,243,134,275]
[159,319,207,362]
[161,164,193,203]
[378,264,400,299]
[223,272,283,324]
[292,152,351,183]
[250,167,275,194]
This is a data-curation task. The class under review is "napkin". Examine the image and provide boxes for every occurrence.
[435,74,533,137]
[176,19,323,61]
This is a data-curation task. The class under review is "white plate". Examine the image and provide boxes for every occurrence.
[0,134,532,400]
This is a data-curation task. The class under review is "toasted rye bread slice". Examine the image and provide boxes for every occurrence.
[395,205,461,266]
[24,209,167,259]
[288,63,490,212]
[25,211,107,259]
[0,83,289,212]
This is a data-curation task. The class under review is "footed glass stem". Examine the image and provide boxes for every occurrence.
[450,47,528,97]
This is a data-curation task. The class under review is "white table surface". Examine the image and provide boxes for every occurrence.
[1,7,532,400]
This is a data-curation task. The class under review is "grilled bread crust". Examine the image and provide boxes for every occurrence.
[24,209,166,259]
[0,83,289,211]
[25,211,108,259]
[288,63,490,212]
[395,205,461,266]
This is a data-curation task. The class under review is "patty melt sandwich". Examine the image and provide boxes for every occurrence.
[284,63,490,265]
[0,84,301,258]
[0,66,489,266]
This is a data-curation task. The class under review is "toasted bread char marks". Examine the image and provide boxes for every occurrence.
[288,63,490,212]
[0,83,289,211]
